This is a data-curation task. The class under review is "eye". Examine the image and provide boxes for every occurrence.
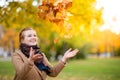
[34,34,37,37]
[28,34,32,37]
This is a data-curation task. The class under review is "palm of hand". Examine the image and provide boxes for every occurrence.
[64,48,79,59]
[29,47,42,62]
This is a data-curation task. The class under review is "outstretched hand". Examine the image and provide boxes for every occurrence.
[61,48,79,63]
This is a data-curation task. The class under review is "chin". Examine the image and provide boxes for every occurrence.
[29,43,37,46]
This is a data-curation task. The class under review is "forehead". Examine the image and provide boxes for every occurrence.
[23,30,36,36]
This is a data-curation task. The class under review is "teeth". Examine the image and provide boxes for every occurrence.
[30,41,36,42]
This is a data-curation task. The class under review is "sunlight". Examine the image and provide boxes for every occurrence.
[0,0,25,7]
[96,0,120,34]
[0,0,5,7]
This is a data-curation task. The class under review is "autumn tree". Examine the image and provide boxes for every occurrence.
[0,0,103,59]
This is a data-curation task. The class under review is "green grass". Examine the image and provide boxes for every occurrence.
[0,60,14,80]
[0,58,120,80]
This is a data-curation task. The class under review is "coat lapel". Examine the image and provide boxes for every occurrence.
[16,49,44,80]
[34,65,44,80]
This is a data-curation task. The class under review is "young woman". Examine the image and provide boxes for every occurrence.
[12,27,79,80]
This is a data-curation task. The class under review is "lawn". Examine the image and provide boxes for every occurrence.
[0,58,120,80]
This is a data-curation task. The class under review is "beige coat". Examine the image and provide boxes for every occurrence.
[12,49,65,80]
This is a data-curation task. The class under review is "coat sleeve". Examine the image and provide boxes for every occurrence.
[12,51,34,79]
[43,53,66,77]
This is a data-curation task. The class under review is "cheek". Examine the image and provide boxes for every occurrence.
[36,38,39,42]
[36,37,38,41]
[22,37,29,43]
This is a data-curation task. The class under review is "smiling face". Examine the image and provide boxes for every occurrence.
[20,28,38,46]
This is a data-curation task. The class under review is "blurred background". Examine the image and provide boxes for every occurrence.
[0,0,120,80]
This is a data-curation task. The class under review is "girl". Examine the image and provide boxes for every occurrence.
[12,27,79,80]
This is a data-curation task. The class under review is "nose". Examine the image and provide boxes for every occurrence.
[31,36,37,40]
[33,37,36,39]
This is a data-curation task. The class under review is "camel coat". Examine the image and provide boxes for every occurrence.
[12,49,65,80]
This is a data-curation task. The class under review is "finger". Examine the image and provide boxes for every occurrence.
[73,49,79,52]
[66,48,72,53]
[71,49,79,55]
[34,54,42,59]
[30,47,34,57]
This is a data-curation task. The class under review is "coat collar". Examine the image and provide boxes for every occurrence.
[15,49,44,80]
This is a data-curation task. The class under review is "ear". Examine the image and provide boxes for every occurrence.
[21,39,24,43]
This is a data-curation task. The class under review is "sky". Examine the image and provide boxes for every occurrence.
[96,0,120,34]
[0,0,24,7]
